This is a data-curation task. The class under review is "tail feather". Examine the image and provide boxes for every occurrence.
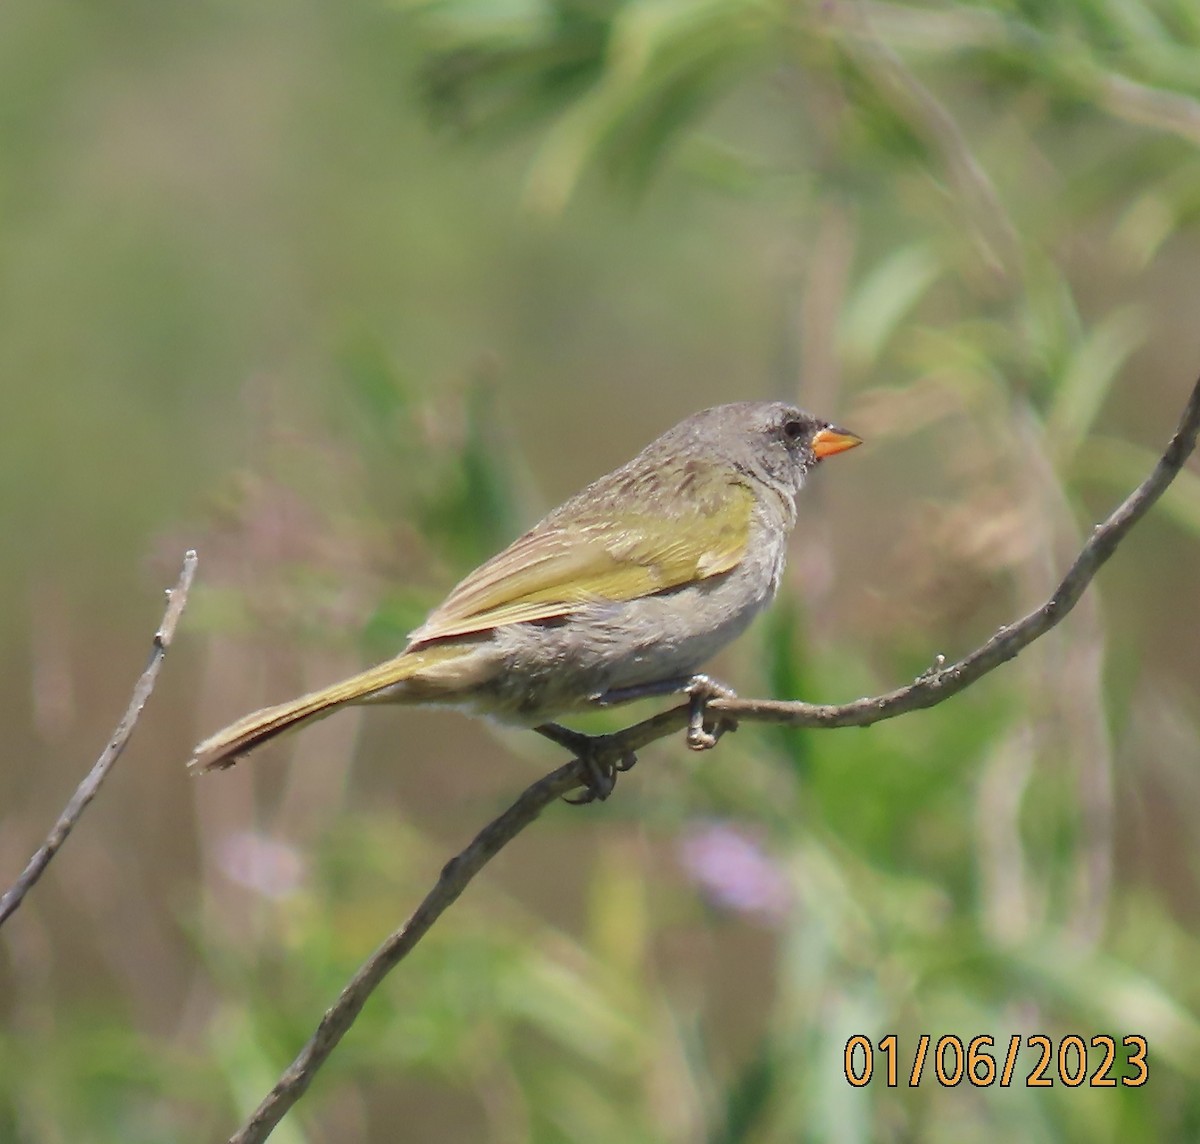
[188,646,457,773]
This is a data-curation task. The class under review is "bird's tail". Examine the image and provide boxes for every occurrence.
[188,644,470,773]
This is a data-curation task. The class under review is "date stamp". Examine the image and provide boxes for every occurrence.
[844,1034,1148,1088]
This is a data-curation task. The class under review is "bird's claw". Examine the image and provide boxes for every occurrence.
[560,748,638,804]
[685,675,738,752]
[535,723,637,805]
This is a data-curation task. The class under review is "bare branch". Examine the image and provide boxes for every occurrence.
[707,374,1200,730]
[228,757,581,1144]
[0,550,198,929]
[232,375,1199,1143]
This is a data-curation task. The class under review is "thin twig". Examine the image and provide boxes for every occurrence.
[707,374,1200,729]
[0,550,198,929]
[232,375,1199,1144]
[228,760,580,1144]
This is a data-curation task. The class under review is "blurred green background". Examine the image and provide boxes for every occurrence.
[3,0,1200,1140]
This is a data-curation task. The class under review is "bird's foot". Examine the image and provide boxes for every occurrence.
[534,723,637,805]
[685,675,739,751]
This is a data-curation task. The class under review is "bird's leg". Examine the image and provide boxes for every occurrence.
[589,676,695,707]
[535,672,735,801]
[685,674,739,751]
[534,723,637,805]
[590,674,738,752]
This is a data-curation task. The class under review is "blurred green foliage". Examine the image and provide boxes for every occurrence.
[2,0,1200,1141]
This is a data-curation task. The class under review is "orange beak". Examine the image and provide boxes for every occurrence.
[811,425,863,459]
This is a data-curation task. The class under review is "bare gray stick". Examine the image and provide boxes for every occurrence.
[0,550,198,929]
[707,374,1200,730]
[232,375,1200,1144]
[229,759,580,1144]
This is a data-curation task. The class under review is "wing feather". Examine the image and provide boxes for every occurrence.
[407,467,754,645]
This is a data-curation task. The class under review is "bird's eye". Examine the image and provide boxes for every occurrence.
[783,419,805,441]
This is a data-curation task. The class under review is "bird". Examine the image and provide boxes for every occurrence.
[189,401,861,793]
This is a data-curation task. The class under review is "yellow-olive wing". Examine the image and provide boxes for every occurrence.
[407,467,754,645]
